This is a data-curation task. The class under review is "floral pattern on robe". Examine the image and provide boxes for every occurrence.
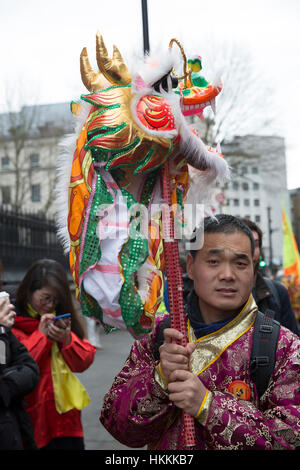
[100,298,300,450]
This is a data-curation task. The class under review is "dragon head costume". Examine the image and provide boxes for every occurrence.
[57,33,229,337]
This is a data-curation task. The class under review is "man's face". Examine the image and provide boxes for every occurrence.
[186,231,254,322]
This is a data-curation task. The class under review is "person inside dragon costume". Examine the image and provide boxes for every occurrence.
[56,33,230,338]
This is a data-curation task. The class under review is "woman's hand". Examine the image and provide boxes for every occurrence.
[39,313,56,336]
[0,298,16,328]
[47,317,71,346]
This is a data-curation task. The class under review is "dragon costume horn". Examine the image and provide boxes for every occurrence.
[96,32,131,85]
[80,47,109,92]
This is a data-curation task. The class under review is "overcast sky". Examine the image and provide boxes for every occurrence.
[0,0,299,188]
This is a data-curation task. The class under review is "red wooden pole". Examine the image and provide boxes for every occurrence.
[160,160,195,448]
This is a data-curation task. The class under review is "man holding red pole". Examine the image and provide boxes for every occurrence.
[100,214,300,450]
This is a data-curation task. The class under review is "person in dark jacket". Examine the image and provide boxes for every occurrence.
[239,218,300,337]
[0,294,39,450]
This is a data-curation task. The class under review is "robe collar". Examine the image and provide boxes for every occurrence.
[186,293,258,377]
[185,289,244,339]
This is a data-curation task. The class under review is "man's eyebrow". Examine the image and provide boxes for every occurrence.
[206,249,224,255]
[206,249,250,260]
[233,253,250,260]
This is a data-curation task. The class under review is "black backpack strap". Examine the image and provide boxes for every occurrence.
[250,311,280,398]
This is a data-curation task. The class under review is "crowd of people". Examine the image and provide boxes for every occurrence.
[0,215,300,450]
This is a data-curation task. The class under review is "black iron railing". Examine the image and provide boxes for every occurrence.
[0,208,68,284]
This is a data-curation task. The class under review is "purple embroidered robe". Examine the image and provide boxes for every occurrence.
[100,296,300,450]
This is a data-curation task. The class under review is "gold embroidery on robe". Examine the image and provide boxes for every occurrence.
[188,295,257,376]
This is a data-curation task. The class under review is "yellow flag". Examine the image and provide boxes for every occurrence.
[282,205,300,280]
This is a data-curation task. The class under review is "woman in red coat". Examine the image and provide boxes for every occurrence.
[12,259,96,450]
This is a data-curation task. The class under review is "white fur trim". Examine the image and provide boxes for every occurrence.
[183,166,217,238]
[131,47,178,88]
[178,116,230,183]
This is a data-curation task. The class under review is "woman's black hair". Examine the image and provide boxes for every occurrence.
[16,259,85,339]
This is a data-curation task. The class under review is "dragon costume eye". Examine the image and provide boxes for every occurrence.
[152,72,178,93]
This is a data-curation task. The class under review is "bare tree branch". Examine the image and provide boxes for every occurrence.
[0,83,58,213]
[191,37,280,145]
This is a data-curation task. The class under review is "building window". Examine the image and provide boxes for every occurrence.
[253,182,259,190]
[31,184,41,202]
[255,215,261,223]
[242,182,249,190]
[232,181,239,190]
[233,199,240,207]
[252,167,259,174]
[241,166,248,174]
[30,153,40,167]
[254,199,260,207]
[244,199,250,207]
[1,186,11,204]
[1,156,9,169]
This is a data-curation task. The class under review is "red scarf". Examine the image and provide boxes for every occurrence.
[14,316,39,335]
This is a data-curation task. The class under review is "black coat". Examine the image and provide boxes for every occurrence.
[0,326,39,450]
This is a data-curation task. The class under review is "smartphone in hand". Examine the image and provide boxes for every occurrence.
[53,313,71,329]
[53,313,71,324]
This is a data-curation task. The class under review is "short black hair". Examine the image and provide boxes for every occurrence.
[238,217,263,250]
[189,214,255,258]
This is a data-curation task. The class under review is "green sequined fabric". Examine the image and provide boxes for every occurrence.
[79,163,115,333]
[117,171,158,335]
[78,136,159,334]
